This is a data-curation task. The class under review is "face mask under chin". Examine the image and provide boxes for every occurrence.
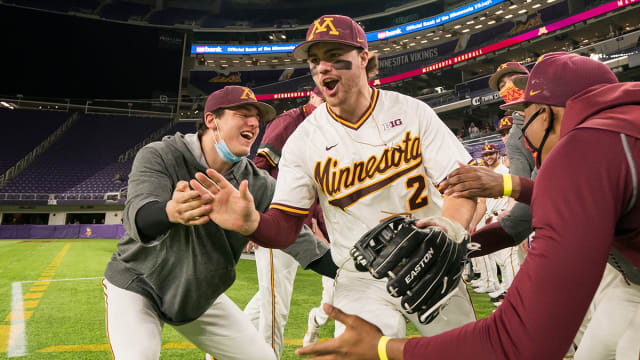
[213,119,246,163]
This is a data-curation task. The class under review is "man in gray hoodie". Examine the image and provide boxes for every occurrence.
[103,85,332,360]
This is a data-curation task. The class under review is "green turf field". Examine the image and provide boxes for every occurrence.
[0,239,496,359]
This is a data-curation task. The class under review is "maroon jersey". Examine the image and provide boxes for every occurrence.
[404,82,640,359]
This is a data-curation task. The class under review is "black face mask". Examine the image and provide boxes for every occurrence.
[521,106,554,168]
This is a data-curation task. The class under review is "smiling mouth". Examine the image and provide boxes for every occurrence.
[323,79,339,91]
[240,131,253,140]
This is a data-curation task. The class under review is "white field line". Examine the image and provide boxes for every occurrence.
[19,276,104,283]
[6,276,103,357]
[7,282,26,357]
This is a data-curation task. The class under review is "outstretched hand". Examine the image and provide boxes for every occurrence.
[190,168,260,236]
[295,304,403,360]
[439,161,504,199]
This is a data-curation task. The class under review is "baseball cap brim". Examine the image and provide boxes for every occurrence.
[215,101,276,123]
[500,98,527,111]
[512,75,528,90]
[293,39,363,60]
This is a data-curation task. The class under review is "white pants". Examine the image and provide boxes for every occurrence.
[332,270,476,338]
[478,254,500,289]
[575,265,640,360]
[244,247,298,358]
[103,279,276,360]
[309,276,336,326]
[492,246,520,292]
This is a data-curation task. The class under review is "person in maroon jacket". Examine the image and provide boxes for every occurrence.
[293,52,640,359]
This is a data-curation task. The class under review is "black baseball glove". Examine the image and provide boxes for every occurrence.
[350,215,476,324]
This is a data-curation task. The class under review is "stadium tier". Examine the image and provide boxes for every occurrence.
[0,113,172,198]
[0,109,69,174]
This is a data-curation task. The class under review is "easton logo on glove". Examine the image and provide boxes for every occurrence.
[350,216,476,324]
[405,247,434,284]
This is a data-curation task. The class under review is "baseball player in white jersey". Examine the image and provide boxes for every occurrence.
[479,145,520,299]
[189,14,477,340]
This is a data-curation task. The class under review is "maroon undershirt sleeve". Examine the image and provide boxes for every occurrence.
[404,129,625,360]
[515,177,534,205]
[468,176,535,256]
[253,154,270,171]
[250,208,305,249]
[469,222,515,257]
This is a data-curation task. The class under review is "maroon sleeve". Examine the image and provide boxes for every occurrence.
[255,108,304,179]
[253,155,273,173]
[515,177,534,205]
[404,129,627,359]
[250,207,306,249]
[469,222,515,257]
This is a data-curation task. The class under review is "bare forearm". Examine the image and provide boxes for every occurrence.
[442,195,476,228]
[469,199,486,230]
[388,338,408,360]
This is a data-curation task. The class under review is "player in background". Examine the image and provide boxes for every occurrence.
[189,14,477,340]
[102,86,331,360]
[469,144,508,295]
[475,63,537,257]
[296,52,640,360]
[479,144,519,302]
[241,87,334,358]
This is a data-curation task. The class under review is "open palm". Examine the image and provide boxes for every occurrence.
[190,169,260,236]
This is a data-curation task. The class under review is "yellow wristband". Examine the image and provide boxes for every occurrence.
[378,336,390,360]
[503,174,513,197]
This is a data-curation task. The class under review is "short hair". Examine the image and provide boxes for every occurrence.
[365,51,379,80]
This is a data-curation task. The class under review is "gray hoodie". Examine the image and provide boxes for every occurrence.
[104,132,327,325]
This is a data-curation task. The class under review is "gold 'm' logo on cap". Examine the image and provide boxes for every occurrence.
[499,117,512,127]
[241,87,257,101]
[308,17,340,41]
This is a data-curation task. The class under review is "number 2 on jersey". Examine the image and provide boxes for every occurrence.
[405,174,429,211]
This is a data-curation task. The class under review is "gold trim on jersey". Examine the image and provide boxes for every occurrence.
[314,131,423,210]
[269,203,310,215]
[257,150,277,167]
[327,88,379,130]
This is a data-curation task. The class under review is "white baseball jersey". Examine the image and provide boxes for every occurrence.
[271,89,471,271]
[484,162,510,219]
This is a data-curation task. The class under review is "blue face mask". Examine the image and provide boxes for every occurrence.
[214,119,246,163]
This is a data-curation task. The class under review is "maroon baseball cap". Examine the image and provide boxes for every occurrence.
[482,144,498,155]
[501,52,618,111]
[293,15,368,60]
[205,86,276,122]
[496,116,513,133]
[488,62,529,90]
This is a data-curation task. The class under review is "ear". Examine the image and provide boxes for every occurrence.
[359,49,369,68]
[204,112,218,131]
